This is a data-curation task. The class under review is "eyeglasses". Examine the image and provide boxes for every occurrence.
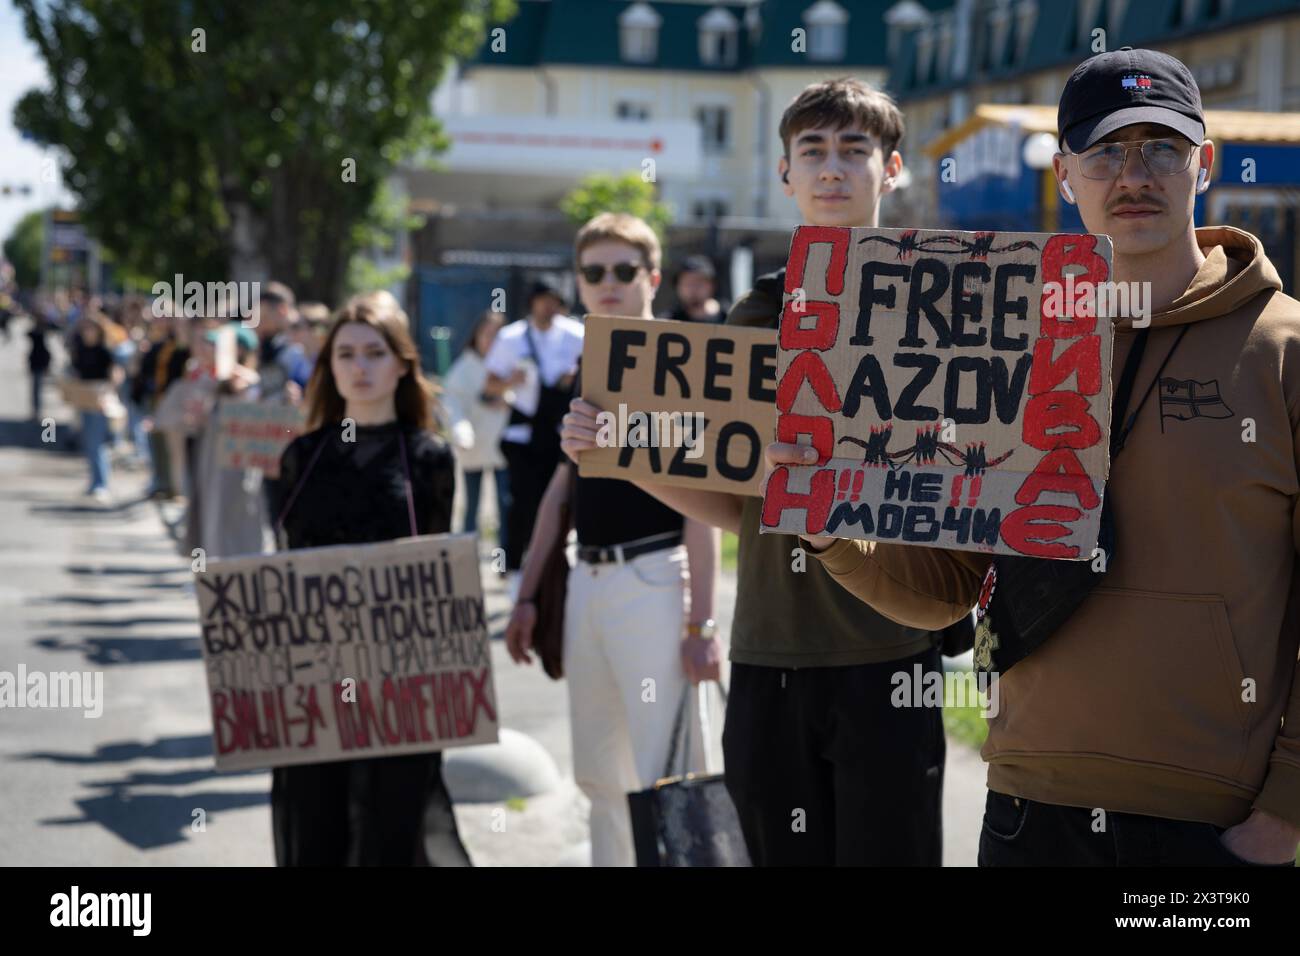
[1071,138,1196,180]
[579,262,643,284]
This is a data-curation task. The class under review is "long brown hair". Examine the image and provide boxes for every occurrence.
[305,291,432,431]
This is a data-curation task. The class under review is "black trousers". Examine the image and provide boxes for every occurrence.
[271,752,471,867]
[500,439,560,572]
[978,791,1297,867]
[723,647,945,866]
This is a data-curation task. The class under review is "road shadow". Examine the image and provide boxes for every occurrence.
[26,593,141,607]
[0,416,79,451]
[17,732,214,764]
[41,789,268,850]
[32,633,200,665]
[65,563,188,577]
[40,615,197,630]
[23,733,269,852]
[30,499,151,519]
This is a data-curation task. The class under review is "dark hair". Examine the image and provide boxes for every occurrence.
[259,280,296,308]
[462,310,504,357]
[673,255,716,288]
[305,291,432,431]
[779,77,905,158]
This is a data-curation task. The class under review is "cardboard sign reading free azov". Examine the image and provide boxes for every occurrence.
[196,533,497,772]
[761,226,1116,560]
[579,314,778,496]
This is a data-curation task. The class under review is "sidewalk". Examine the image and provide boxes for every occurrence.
[0,323,985,866]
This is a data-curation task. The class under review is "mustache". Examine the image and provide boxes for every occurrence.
[1108,196,1165,212]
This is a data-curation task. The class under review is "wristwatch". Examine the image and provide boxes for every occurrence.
[686,619,717,639]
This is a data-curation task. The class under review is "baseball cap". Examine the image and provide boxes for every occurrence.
[527,278,567,308]
[1058,47,1205,153]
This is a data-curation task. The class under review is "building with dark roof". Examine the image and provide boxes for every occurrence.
[406,1,950,354]
[886,0,1300,289]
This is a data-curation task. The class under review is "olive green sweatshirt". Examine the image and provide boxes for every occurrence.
[727,270,936,668]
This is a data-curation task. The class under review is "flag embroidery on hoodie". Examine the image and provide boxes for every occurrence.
[1158,377,1234,430]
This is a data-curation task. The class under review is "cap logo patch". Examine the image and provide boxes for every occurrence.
[1121,73,1153,91]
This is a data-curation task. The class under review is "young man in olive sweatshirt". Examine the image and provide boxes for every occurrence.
[774,49,1300,867]
[562,79,946,865]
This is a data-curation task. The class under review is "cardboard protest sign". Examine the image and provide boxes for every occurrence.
[761,226,1115,560]
[196,533,497,772]
[152,377,217,436]
[216,400,306,478]
[578,314,778,496]
[59,376,118,415]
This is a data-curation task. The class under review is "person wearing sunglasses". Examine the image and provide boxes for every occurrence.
[504,213,720,867]
[768,48,1300,867]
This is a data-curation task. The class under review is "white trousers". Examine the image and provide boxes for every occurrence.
[563,544,708,867]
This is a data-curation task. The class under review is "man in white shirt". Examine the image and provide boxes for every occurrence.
[483,280,584,574]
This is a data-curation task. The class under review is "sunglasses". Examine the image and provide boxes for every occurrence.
[1071,138,1196,180]
[579,262,643,284]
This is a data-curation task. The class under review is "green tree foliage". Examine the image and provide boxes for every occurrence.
[12,0,512,302]
[559,172,673,241]
[3,209,44,291]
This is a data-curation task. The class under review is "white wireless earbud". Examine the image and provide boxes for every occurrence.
[1196,168,1209,193]
[1062,180,1076,204]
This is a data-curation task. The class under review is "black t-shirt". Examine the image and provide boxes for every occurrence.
[275,422,454,550]
[571,364,683,548]
[28,327,51,372]
[71,341,113,381]
[574,472,684,548]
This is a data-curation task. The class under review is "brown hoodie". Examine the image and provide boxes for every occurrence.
[813,226,1300,830]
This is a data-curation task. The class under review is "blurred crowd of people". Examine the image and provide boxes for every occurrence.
[5,239,736,868]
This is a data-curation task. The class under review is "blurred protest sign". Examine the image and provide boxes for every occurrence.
[196,533,497,772]
[579,314,777,496]
[761,226,1115,560]
[152,377,217,436]
[216,400,306,478]
[59,376,125,423]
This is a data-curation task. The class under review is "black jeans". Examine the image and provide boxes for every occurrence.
[723,647,945,866]
[500,440,559,572]
[978,791,1297,867]
[271,753,471,867]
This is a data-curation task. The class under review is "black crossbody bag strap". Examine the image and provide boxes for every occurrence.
[978,323,1191,674]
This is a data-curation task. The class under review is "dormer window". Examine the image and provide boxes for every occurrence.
[804,0,848,62]
[935,16,953,81]
[989,0,1012,68]
[1014,0,1038,63]
[620,2,662,64]
[699,7,739,66]
[745,4,762,45]
[915,27,935,85]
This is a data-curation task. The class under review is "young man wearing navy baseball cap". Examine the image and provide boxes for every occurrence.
[771,47,1300,866]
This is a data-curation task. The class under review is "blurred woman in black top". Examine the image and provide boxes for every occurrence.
[272,290,469,867]
[69,314,123,501]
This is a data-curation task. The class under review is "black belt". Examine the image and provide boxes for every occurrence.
[576,532,682,566]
